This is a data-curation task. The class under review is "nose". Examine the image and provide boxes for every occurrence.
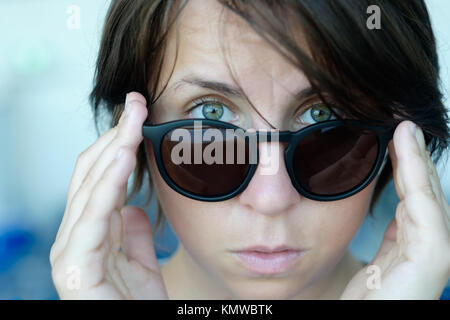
[238,141,301,215]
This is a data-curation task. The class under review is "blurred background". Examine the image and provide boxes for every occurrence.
[0,0,448,299]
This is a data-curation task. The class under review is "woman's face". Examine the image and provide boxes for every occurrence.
[145,0,376,299]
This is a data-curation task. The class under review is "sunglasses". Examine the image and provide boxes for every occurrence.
[142,118,394,202]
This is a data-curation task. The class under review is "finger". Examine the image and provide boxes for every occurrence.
[390,121,449,271]
[51,121,120,266]
[54,127,119,243]
[392,121,444,227]
[62,146,136,263]
[414,124,447,210]
[424,149,448,213]
[51,92,135,264]
[67,123,120,205]
[121,206,161,273]
[51,92,147,264]
[116,206,168,300]
[388,140,402,199]
[66,91,139,206]
[341,216,400,300]
[68,129,118,204]
[389,126,446,210]
[424,150,450,229]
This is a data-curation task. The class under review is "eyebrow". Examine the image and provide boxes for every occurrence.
[172,75,317,104]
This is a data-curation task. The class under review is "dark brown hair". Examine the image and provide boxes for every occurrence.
[90,0,450,235]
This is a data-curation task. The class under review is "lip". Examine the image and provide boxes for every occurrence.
[231,245,304,275]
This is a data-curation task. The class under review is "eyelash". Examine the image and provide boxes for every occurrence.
[187,96,345,121]
[188,96,236,112]
[298,100,344,120]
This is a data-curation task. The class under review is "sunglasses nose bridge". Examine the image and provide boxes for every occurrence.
[150,120,388,202]
[252,131,291,159]
[239,145,301,214]
[254,130,292,143]
[252,130,293,155]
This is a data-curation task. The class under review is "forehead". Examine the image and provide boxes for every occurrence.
[156,0,310,104]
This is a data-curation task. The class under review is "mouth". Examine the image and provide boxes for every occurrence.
[230,245,304,275]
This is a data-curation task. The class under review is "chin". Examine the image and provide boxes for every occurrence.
[226,277,303,300]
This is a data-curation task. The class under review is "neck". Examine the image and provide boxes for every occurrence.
[160,245,363,299]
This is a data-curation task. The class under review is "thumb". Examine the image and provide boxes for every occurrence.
[120,205,160,272]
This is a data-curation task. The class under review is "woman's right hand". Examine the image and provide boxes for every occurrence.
[50,92,168,299]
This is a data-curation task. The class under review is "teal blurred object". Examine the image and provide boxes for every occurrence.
[441,287,450,300]
[0,225,33,273]
[0,217,58,300]
[13,41,51,76]
[0,178,177,299]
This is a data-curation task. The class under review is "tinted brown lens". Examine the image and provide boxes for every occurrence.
[293,125,379,195]
[161,126,251,197]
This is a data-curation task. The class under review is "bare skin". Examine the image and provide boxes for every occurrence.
[160,244,366,299]
[50,0,449,299]
[49,90,449,299]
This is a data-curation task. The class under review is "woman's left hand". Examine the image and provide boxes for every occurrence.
[340,120,450,299]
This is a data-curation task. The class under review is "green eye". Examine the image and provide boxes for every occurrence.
[202,102,224,120]
[189,97,239,124]
[310,104,332,122]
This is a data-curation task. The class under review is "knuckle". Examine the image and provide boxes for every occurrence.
[77,148,90,164]
[75,127,118,169]
[419,183,436,199]
[117,118,142,142]
[74,150,90,172]
[395,200,407,220]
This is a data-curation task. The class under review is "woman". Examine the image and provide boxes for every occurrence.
[50,0,450,299]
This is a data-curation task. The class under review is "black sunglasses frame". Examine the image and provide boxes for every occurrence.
[142,119,394,202]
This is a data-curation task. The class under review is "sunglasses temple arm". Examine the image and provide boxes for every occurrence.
[142,125,161,143]
[377,147,390,177]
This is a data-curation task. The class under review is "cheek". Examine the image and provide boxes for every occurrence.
[145,137,376,279]
[144,140,226,257]
[154,178,231,272]
[307,179,376,265]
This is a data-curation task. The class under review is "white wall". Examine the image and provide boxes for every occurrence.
[427,0,450,201]
[0,0,108,228]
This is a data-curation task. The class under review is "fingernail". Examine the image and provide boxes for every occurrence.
[125,101,130,116]
[409,121,417,137]
[414,124,423,144]
[412,122,427,153]
[122,93,130,118]
[125,99,141,117]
